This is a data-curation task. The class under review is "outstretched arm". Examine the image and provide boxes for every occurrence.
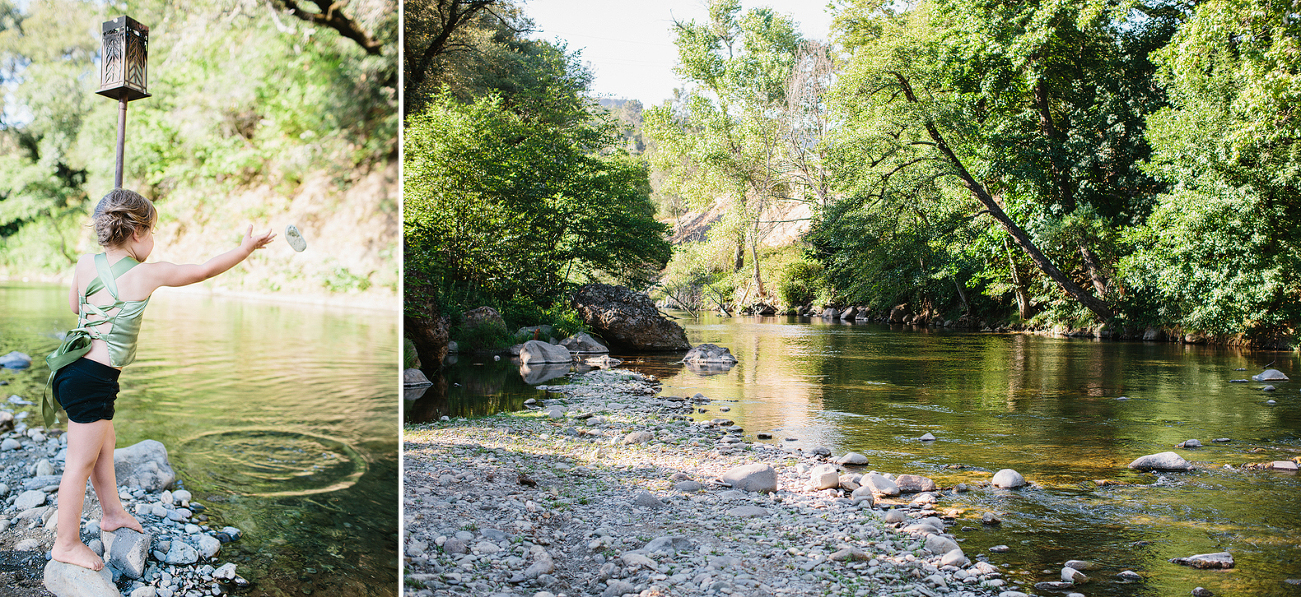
[145,226,276,289]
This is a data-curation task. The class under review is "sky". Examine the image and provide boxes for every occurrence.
[524,0,837,107]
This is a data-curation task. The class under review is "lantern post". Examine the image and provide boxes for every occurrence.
[96,16,150,189]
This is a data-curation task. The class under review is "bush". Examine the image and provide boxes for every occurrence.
[778,259,825,308]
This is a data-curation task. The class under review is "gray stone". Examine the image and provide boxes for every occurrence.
[34,459,55,477]
[0,351,32,369]
[982,512,1001,525]
[924,534,960,556]
[1177,439,1202,448]
[721,463,777,493]
[43,559,117,597]
[810,463,839,490]
[631,490,664,509]
[864,473,900,497]
[559,332,608,354]
[1116,570,1142,581]
[163,541,199,565]
[519,340,572,366]
[0,411,12,432]
[941,549,968,567]
[621,431,653,445]
[895,474,937,493]
[1252,369,1289,382]
[196,534,221,558]
[835,452,868,465]
[673,480,702,492]
[682,344,738,365]
[1269,460,1299,471]
[992,469,1026,489]
[1192,588,1213,597]
[1065,560,1098,571]
[523,545,555,579]
[103,528,151,578]
[15,538,41,551]
[1169,552,1234,569]
[919,432,936,441]
[130,586,156,597]
[571,284,690,351]
[601,580,636,597]
[403,368,432,387]
[725,506,770,518]
[850,485,875,507]
[284,224,307,252]
[882,510,907,524]
[642,536,692,554]
[114,440,177,493]
[1062,567,1089,584]
[443,538,467,555]
[213,563,237,580]
[1128,451,1193,472]
[15,489,47,510]
[0,437,19,451]
[829,548,869,562]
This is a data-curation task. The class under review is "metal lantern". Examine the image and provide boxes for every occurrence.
[96,16,151,189]
[97,16,149,101]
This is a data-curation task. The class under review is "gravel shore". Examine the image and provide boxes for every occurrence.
[403,368,1026,597]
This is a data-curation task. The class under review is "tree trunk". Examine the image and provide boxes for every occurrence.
[1004,237,1031,320]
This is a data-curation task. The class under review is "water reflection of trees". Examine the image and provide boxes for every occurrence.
[406,360,546,423]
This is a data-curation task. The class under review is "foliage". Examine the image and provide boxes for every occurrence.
[1121,0,1301,337]
[775,257,825,309]
[403,34,671,337]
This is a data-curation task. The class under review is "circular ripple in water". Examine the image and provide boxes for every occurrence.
[180,429,367,497]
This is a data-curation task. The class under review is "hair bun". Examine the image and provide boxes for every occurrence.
[94,189,157,248]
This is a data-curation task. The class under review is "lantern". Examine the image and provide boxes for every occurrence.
[97,16,150,101]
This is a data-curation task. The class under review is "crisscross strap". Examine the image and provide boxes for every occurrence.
[42,254,141,426]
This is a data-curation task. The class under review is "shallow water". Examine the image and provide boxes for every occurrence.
[427,313,1301,596]
[0,284,398,596]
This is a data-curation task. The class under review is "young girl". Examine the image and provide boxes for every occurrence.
[44,189,275,570]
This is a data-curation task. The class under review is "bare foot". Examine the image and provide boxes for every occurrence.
[100,511,143,534]
[51,541,104,571]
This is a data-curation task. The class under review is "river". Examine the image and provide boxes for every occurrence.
[416,313,1301,596]
[1,284,398,596]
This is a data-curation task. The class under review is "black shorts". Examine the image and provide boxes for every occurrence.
[52,358,120,424]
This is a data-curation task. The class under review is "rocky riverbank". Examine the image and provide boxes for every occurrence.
[404,369,1045,597]
[0,404,248,597]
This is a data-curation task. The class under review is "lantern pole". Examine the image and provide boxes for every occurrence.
[115,97,127,188]
[97,16,150,190]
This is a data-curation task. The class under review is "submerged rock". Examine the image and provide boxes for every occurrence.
[1252,369,1289,382]
[1169,552,1235,569]
[682,343,738,365]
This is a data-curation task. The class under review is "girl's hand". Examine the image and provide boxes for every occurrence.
[242,226,276,252]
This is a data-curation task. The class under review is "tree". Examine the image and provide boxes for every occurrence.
[270,0,392,56]
[403,41,671,322]
[402,0,529,116]
[826,0,1176,323]
[644,0,802,301]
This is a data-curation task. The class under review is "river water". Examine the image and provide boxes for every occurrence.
[1,284,398,596]
[419,313,1301,596]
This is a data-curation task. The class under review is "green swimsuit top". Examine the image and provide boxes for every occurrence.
[42,253,150,426]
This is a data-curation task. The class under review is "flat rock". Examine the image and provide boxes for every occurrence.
[621,431,653,444]
[894,474,937,493]
[1064,560,1098,571]
[835,452,868,465]
[631,490,664,509]
[829,547,869,562]
[924,534,960,556]
[1252,369,1289,382]
[673,480,702,492]
[991,469,1026,489]
[721,463,777,493]
[163,541,199,565]
[1128,451,1192,472]
[43,559,117,597]
[1268,460,1298,471]
[941,549,968,567]
[1034,581,1075,591]
[15,489,47,510]
[1176,439,1202,448]
[726,505,770,518]
[1116,570,1142,581]
[682,343,738,364]
[642,536,692,554]
[559,332,609,354]
[1169,552,1234,569]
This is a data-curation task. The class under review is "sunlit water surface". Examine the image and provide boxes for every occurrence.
[1,284,398,596]
[418,313,1301,596]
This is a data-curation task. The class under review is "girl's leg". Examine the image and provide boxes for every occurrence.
[52,420,110,570]
[92,421,141,533]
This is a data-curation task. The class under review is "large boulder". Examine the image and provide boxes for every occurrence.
[114,440,176,493]
[889,304,909,323]
[1128,452,1192,472]
[519,340,572,366]
[571,284,690,351]
[559,332,609,354]
[682,344,738,365]
[404,307,449,373]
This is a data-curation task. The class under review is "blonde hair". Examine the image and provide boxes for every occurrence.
[93,189,157,248]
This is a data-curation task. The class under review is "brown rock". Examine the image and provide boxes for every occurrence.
[572,284,689,351]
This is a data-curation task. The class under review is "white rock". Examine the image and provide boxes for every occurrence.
[197,534,221,559]
[992,469,1026,489]
[1128,452,1192,471]
[213,563,237,580]
[43,559,117,597]
[810,464,839,490]
[864,473,900,497]
[835,452,869,465]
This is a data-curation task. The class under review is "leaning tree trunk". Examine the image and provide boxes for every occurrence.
[892,73,1113,323]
